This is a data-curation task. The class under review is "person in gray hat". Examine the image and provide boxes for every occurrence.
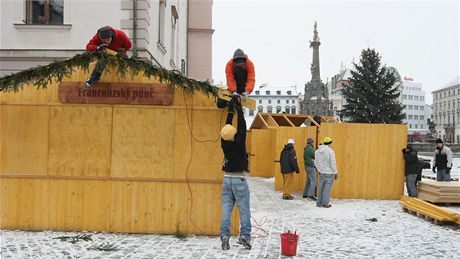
[225,49,255,95]
[303,137,317,201]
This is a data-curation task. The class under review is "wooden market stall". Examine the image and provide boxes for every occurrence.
[0,57,240,235]
[247,112,407,200]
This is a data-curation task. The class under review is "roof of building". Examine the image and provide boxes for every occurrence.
[251,84,299,96]
[432,76,460,93]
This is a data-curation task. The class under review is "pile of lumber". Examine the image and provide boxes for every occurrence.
[400,196,460,225]
[417,179,460,203]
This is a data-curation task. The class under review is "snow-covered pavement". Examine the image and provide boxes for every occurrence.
[1,176,459,258]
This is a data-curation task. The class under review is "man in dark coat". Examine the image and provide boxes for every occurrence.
[280,139,300,200]
[402,144,418,197]
[219,96,251,251]
[432,138,453,181]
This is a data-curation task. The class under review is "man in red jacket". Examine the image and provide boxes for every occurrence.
[84,26,132,88]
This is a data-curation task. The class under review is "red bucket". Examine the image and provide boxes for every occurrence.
[280,232,299,256]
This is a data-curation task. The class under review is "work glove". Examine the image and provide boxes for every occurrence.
[241,92,249,102]
[432,167,436,173]
[227,100,234,112]
[231,92,242,109]
[401,148,406,153]
[97,44,108,51]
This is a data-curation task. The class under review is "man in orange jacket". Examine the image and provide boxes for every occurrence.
[225,49,255,95]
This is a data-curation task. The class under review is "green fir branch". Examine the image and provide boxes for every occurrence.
[0,50,218,97]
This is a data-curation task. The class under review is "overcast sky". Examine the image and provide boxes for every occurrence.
[211,0,459,104]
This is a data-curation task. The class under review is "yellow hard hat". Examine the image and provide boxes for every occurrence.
[221,124,237,141]
[324,137,333,144]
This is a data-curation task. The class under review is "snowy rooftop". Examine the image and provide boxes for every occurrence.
[434,76,460,92]
[1,171,459,258]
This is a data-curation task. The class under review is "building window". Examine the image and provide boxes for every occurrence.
[287,91,292,95]
[268,99,272,104]
[267,106,273,113]
[276,90,281,95]
[170,6,179,66]
[420,116,424,120]
[408,105,413,110]
[403,95,407,99]
[258,106,263,113]
[414,115,419,120]
[258,99,262,104]
[408,95,413,100]
[285,107,290,114]
[415,124,418,129]
[292,99,296,104]
[408,115,413,119]
[414,96,419,101]
[409,124,412,128]
[420,96,424,101]
[255,91,260,95]
[286,99,289,104]
[158,0,167,50]
[26,0,64,25]
[420,106,424,111]
[276,106,281,113]
[249,110,254,116]
[277,99,280,104]
[266,91,270,95]
[414,106,419,110]
[291,107,296,114]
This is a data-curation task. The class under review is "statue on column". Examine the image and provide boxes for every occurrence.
[313,21,320,42]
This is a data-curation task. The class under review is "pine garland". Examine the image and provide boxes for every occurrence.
[0,49,218,96]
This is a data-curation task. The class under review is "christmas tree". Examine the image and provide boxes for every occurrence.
[341,48,405,123]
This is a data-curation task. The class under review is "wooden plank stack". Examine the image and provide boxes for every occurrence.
[417,179,460,204]
[401,196,460,225]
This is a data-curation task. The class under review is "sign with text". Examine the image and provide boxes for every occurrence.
[58,82,173,105]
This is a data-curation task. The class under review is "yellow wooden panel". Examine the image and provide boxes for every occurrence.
[80,180,111,231]
[48,106,112,177]
[0,178,18,228]
[111,108,176,179]
[249,129,275,178]
[1,105,49,174]
[318,123,406,199]
[274,127,317,191]
[173,109,224,181]
[0,178,50,230]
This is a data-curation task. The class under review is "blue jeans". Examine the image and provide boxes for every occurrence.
[436,169,451,181]
[88,59,106,84]
[303,166,317,197]
[405,174,418,197]
[220,176,251,240]
[317,174,334,206]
